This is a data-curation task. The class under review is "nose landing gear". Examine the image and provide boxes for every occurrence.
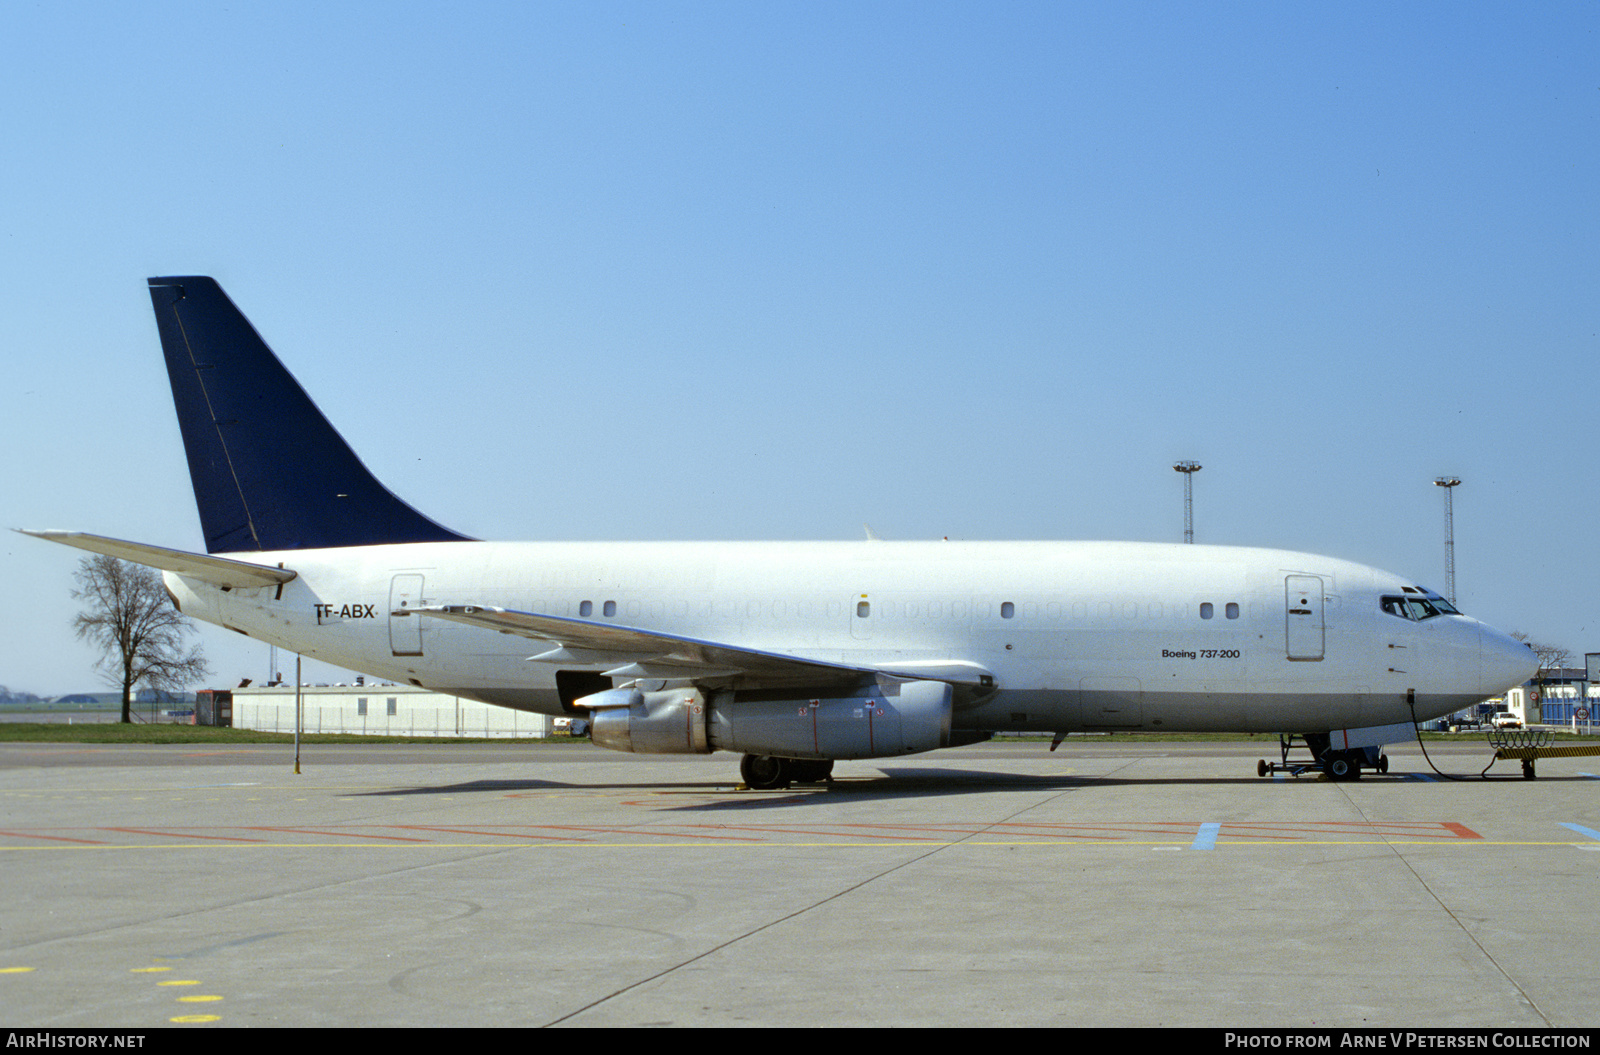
[1256,734,1388,780]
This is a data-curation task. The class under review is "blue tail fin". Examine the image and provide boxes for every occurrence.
[148,276,470,553]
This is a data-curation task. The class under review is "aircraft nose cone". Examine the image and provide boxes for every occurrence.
[1481,626,1538,694]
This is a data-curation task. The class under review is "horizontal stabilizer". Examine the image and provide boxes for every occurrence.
[19,530,297,589]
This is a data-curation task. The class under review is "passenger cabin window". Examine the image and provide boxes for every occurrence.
[1225,603,1239,620]
[1200,603,1214,619]
[603,600,617,617]
[856,601,870,618]
[579,600,593,617]
[1001,602,1015,619]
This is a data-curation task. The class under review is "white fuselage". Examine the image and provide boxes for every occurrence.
[164,539,1534,737]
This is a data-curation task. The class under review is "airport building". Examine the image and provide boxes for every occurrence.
[1504,669,1599,728]
[226,683,555,738]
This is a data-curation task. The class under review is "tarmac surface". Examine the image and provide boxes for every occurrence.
[1,738,1597,1028]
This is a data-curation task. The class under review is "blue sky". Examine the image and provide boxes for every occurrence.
[3,2,1595,693]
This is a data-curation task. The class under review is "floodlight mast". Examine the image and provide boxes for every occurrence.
[1174,461,1202,544]
[1435,477,1461,604]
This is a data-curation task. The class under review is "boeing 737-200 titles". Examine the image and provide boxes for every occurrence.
[24,277,1537,786]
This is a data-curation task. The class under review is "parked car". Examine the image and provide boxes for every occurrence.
[1489,711,1522,729]
[553,717,591,737]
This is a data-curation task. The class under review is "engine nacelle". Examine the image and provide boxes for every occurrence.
[576,680,954,760]
[709,680,953,759]
[583,687,713,754]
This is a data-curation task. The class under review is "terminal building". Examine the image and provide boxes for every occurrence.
[214,683,555,738]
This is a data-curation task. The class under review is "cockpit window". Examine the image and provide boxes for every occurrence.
[1381,591,1459,621]
[1426,593,1459,615]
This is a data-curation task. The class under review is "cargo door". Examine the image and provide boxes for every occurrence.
[389,574,426,656]
[1285,574,1325,661]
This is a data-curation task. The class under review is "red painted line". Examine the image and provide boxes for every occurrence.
[839,822,1126,840]
[683,823,943,841]
[1215,821,1482,839]
[538,825,760,841]
[391,825,589,842]
[241,827,433,843]
[986,822,1207,839]
[104,827,266,843]
[0,829,108,845]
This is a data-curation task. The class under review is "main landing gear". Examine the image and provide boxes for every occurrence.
[1256,734,1389,781]
[738,754,835,790]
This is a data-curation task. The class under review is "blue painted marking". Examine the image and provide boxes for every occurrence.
[1560,823,1600,842]
[1580,773,1599,781]
[1191,822,1221,850]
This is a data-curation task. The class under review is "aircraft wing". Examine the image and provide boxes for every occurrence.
[408,604,994,692]
[18,530,297,589]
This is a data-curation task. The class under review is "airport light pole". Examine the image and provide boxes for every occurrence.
[1174,461,1201,544]
[1435,477,1460,604]
[294,654,302,775]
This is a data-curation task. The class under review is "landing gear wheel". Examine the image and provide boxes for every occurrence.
[1326,755,1357,781]
[1257,759,1269,778]
[1522,759,1536,780]
[790,759,834,784]
[1377,754,1389,775]
[740,754,792,790]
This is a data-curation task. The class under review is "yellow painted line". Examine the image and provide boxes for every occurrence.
[2,838,1597,850]
[131,966,171,973]
[170,1014,220,1023]
[158,979,201,986]
[0,966,35,974]
[176,995,223,1003]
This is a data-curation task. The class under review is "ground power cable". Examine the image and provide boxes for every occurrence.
[1406,693,1468,781]
[1405,692,1527,781]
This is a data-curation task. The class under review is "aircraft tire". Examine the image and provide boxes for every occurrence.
[1326,755,1355,781]
[740,754,792,790]
[790,759,834,784]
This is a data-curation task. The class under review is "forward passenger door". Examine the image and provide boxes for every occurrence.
[1285,575,1325,661]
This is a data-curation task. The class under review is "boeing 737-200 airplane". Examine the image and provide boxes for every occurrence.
[24,277,1536,786]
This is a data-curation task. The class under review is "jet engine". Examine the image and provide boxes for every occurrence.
[580,679,955,760]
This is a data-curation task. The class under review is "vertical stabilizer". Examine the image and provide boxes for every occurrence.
[147,276,470,553]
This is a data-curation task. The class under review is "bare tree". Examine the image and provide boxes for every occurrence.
[72,555,209,723]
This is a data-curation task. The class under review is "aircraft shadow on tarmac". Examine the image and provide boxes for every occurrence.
[354,767,1337,808]
[345,759,1589,806]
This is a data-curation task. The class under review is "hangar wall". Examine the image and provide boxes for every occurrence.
[231,684,554,738]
